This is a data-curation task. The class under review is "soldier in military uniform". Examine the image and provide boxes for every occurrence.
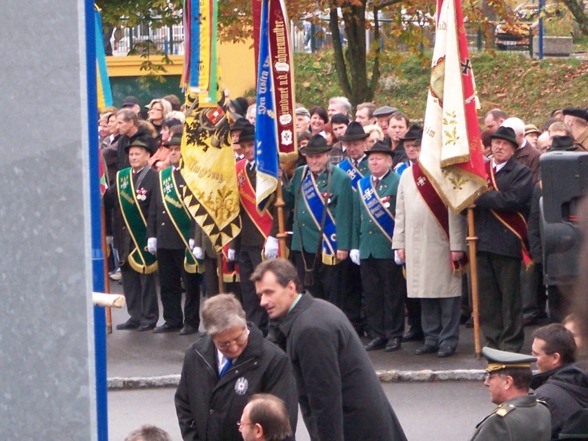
[283,134,353,309]
[469,347,551,441]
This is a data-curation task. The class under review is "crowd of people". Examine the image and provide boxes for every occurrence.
[98,93,588,440]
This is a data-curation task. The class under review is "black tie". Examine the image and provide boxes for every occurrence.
[249,163,256,173]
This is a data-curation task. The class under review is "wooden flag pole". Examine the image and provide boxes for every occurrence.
[276,177,288,258]
[217,255,225,293]
[467,206,481,358]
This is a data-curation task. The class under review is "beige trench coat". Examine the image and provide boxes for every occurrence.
[392,168,467,298]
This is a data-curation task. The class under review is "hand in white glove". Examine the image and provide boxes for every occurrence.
[147,237,157,255]
[264,236,279,259]
[106,236,113,246]
[394,249,405,265]
[189,239,195,249]
[227,249,236,262]
[192,246,204,260]
[349,249,360,266]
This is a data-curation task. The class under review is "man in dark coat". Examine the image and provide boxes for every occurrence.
[105,138,160,331]
[530,324,588,439]
[252,259,407,441]
[146,133,202,335]
[175,294,297,441]
[474,126,533,352]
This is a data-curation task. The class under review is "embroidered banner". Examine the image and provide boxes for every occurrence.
[236,159,273,238]
[255,0,297,210]
[419,0,487,213]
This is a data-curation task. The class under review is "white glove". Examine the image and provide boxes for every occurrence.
[227,249,236,262]
[264,236,279,259]
[349,249,360,266]
[189,238,195,249]
[394,250,404,265]
[147,237,157,255]
[192,246,204,260]
[106,236,113,246]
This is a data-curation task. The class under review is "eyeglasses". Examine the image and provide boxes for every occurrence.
[237,421,254,428]
[214,328,248,350]
[483,372,503,381]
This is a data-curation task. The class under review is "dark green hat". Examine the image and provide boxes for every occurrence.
[366,140,393,156]
[164,134,183,147]
[340,121,369,141]
[482,347,536,373]
[230,117,250,133]
[238,123,255,144]
[400,125,424,146]
[125,138,156,155]
[563,107,588,122]
[490,126,518,149]
[299,134,332,155]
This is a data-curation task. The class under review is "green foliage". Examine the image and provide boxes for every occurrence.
[294,50,588,124]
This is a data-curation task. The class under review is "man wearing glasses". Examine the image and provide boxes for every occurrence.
[238,394,294,441]
[175,294,297,441]
[469,347,551,441]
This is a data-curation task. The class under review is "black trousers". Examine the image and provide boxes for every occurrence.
[121,263,158,327]
[292,251,342,307]
[238,246,269,334]
[157,248,201,328]
[361,257,405,339]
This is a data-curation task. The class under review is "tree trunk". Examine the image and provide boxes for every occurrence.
[561,0,588,35]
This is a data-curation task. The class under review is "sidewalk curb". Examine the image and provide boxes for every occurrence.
[107,369,485,390]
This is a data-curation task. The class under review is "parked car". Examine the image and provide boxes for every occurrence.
[494,3,565,50]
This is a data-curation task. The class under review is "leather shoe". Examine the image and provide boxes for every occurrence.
[415,344,438,355]
[402,328,424,342]
[179,324,199,335]
[116,320,139,331]
[365,337,388,351]
[153,323,182,334]
[137,323,156,332]
[437,345,456,358]
[385,337,402,352]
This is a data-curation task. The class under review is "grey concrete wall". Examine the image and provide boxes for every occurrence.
[0,2,97,439]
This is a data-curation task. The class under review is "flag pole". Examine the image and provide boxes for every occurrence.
[276,178,288,258]
[467,206,481,359]
[100,207,112,334]
[217,256,225,293]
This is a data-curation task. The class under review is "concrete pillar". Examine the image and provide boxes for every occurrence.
[0,2,97,439]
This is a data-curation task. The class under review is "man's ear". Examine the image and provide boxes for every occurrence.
[254,422,264,439]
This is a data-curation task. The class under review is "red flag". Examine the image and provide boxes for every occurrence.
[419,0,487,213]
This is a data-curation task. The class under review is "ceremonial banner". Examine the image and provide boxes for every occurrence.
[181,0,241,253]
[94,6,112,109]
[419,0,487,213]
[255,0,297,210]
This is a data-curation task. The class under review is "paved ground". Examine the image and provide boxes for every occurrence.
[105,284,541,380]
[109,382,493,441]
[104,282,545,440]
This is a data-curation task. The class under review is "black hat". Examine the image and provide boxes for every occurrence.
[330,113,350,125]
[366,141,393,156]
[400,125,424,146]
[490,126,518,149]
[482,347,536,373]
[550,135,576,151]
[231,97,249,117]
[373,105,398,117]
[299,134,332,155]
[340,121,369,141]
[164,134,183,147]
[125,138,156,155]
[230,117,250,133]
[563,107,588,122]
[238,123,255,144]
[122,96,139,108]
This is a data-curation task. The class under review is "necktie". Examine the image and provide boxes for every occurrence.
[219,358,233,378]
[374,178,380,188]
[249,163,256,173]
[353,159,358,168]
